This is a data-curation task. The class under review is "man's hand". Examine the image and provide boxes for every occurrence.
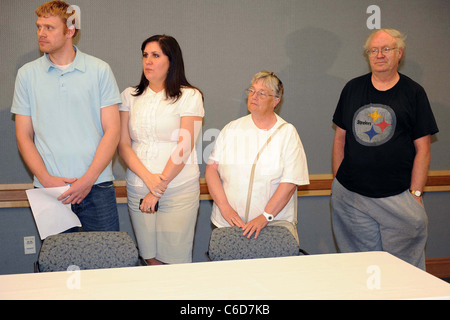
[57,176,94,204]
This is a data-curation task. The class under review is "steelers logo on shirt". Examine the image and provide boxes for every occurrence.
[352,104,396,146]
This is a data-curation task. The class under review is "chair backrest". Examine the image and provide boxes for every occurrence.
[207,226,302,261]
[36,231,139,272]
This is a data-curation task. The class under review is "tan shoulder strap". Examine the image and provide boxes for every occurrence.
[244,122,288,223]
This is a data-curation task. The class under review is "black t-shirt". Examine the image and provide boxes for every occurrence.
[333,73,439,198]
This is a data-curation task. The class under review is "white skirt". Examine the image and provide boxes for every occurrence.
[127,184,200,264]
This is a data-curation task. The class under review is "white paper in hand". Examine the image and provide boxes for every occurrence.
[26,186,82,240]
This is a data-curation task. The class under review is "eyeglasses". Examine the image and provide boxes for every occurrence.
[366,47,398,57]
[245,88,277,99]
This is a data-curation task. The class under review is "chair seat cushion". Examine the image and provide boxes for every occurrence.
[37,231,139,272]
[208,226,300,261]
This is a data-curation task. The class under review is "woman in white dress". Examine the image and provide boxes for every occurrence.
[205,71,309,241]
[118,35,204,265]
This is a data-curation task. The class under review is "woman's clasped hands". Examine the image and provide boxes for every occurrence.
[222,207,268,239]
[140,173,168,213]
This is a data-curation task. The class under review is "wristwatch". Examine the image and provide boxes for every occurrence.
[263,212,274,221]
[410,190,422,197]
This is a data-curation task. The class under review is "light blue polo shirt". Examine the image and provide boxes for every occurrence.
[11,47,121,187]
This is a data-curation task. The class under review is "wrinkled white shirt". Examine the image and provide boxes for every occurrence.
[209,114,309,227]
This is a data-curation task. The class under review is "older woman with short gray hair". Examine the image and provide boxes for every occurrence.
[205,70,309,240]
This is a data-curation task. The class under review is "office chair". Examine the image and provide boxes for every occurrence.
[207,226,308,261]
[35,231,139,272]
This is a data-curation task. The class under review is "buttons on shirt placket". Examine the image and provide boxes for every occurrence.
[60,72,67,93]
[134,90,163,162]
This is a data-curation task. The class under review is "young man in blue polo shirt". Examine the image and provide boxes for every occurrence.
[11,1,121,231]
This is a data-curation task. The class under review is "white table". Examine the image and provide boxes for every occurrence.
[1,251,449,300]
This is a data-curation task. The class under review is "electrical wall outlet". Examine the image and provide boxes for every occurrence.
[24,236,36,255]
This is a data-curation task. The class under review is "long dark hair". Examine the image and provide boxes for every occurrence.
[133,35,201,102]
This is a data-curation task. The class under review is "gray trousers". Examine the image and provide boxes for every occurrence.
[331,179,428,270]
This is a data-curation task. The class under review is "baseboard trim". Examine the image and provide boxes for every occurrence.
[426,257,450,279]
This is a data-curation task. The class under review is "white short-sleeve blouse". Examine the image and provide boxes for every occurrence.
[209,114,309,227]
[120,86,204,195]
